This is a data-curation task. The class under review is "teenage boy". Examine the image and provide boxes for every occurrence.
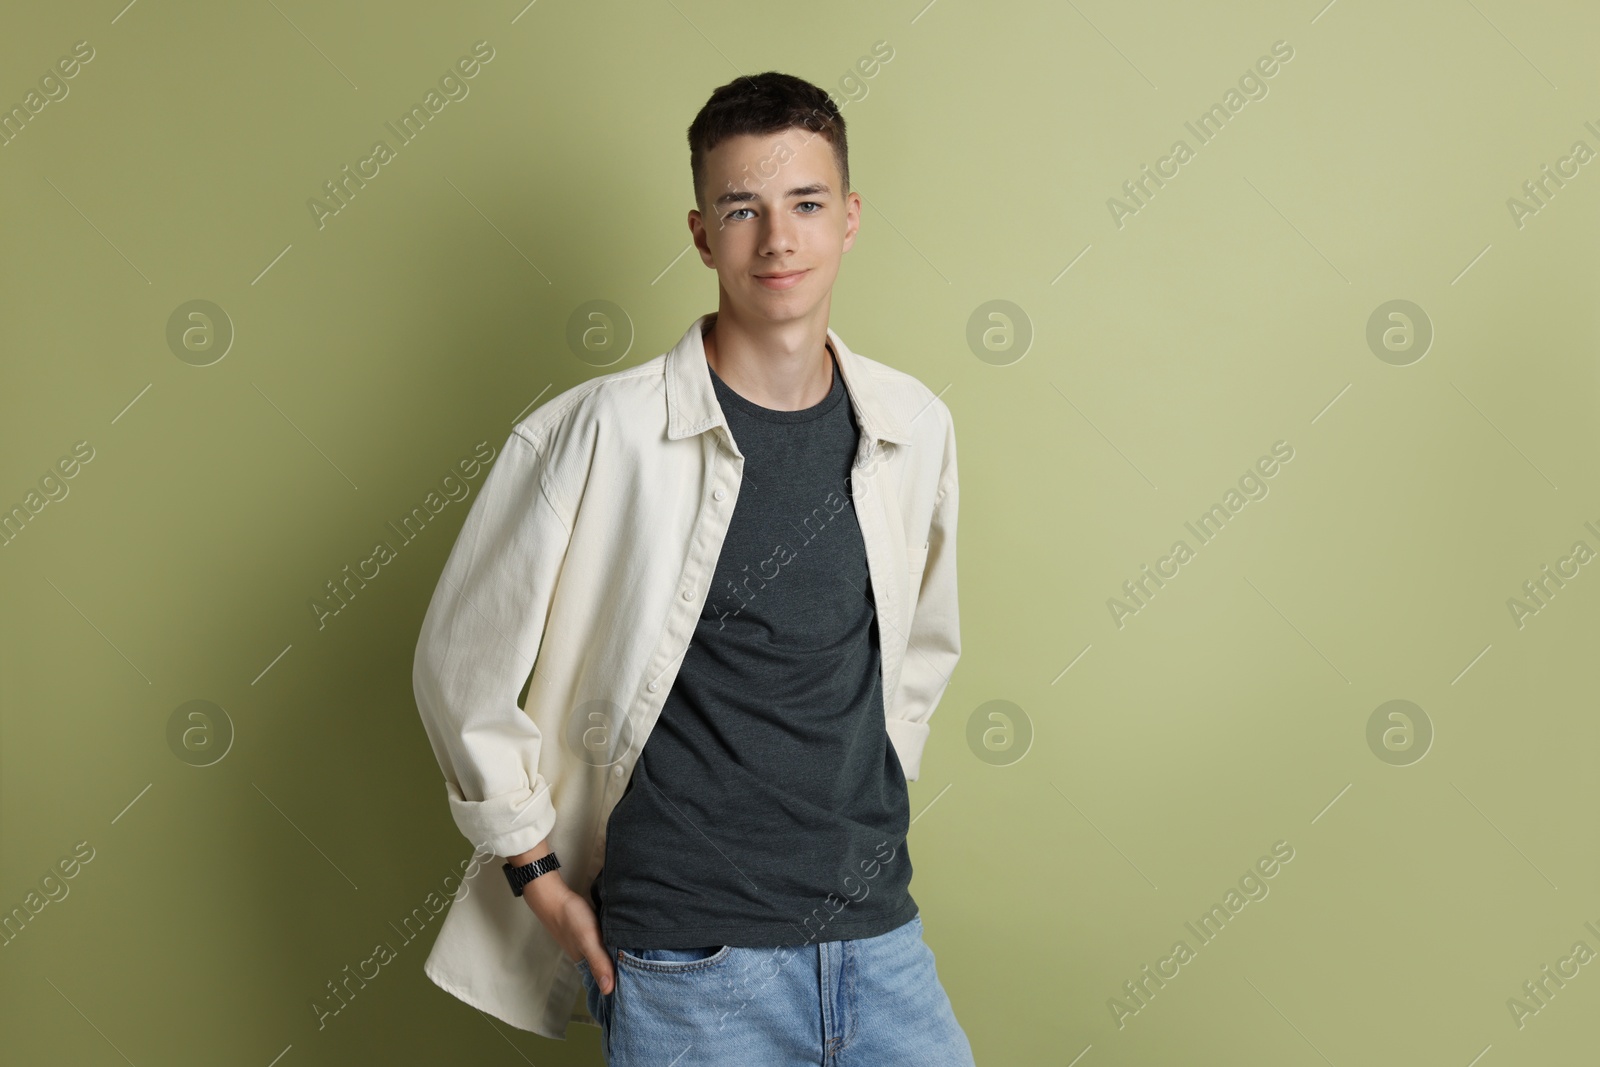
[413,71,973,1065]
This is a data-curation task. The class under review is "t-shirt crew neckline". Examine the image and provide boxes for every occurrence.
[705,344,846,424]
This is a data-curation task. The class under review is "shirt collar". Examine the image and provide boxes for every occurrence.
[665,312,912,446]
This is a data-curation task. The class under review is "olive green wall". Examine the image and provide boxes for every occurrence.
[3,1,1598,1064]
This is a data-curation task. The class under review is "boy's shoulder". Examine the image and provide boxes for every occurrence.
[509,353,669,451]
[848,346,953,429]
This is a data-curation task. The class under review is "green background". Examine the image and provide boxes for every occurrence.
[3,1,1598,1063]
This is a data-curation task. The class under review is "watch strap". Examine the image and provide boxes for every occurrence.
[503,852,561,896]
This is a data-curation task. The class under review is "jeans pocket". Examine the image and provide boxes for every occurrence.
[615,944,733,973]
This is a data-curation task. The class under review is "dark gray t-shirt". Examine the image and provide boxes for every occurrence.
[591,346,917,949]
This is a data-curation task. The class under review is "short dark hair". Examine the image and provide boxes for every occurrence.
[687,71,849,213]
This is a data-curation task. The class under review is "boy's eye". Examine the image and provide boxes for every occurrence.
[725,201,824,221]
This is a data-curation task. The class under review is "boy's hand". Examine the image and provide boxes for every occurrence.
[524,876,615,994]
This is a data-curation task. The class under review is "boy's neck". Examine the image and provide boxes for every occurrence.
[701,307,836,412]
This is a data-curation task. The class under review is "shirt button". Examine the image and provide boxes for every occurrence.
[612,766,625,778]
[713,488,726,500]
[682,588,694,600]
[648,681,659,692]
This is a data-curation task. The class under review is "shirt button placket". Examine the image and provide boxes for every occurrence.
[641,446,733,739]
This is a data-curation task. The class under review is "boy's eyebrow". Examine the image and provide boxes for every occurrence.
[713,182,832,208]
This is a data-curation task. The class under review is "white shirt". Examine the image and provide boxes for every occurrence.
[411,312,961,1038]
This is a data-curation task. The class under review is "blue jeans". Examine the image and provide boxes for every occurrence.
[574,912,976,1066]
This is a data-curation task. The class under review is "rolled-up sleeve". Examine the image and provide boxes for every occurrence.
[887,404,961,782]
[412,428,573,859]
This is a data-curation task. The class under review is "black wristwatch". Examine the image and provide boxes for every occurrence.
[503,852,561,896]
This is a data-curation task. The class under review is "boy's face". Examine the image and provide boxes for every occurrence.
[689,128,860,325]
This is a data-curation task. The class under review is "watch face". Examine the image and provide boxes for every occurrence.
[504,862,531,893]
